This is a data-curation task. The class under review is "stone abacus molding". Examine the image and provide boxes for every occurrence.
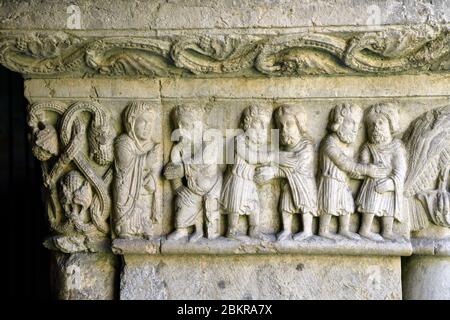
[0,24,449,78]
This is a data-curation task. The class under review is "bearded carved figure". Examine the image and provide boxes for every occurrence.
[113,102,159,239]
[356,103,407,241]
[317,103,389,240]
[164,105,223,242]
[255,105,318,241]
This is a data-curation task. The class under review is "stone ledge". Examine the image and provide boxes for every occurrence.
[111,236,412,256]
[44,236,112,254]
[120,254,402,299]
[411,238,450,256]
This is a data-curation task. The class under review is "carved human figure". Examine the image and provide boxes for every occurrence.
[357,103,407,241]
[221,105,273,241]
[255,105,318,241]
[113,102,159,239]
[164,105,222,242]
[318,103,389,240]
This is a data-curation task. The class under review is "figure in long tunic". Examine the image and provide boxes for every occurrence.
[357,103,407,241]
[113,102,158,239]
[221,105,273,241]
[164,105,222,242]
[318,103,389,240]
[255,105,317,241]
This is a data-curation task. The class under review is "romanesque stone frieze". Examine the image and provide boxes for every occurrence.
[1,24,449,77]
[26,96,450,255]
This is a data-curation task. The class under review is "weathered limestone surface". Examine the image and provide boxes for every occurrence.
[1,1,449,300]
[402,256,450,300]
[50,252,118,300]
[1,0,449,30]
[121,255,402,300]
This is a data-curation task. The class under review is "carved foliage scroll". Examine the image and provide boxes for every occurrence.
[2,25,449,77]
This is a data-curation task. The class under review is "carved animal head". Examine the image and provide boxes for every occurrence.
[328,103,362,144]
[31,122,59,161]
[88,120,114,166]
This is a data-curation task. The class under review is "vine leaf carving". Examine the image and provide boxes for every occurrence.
[403,105,450,231]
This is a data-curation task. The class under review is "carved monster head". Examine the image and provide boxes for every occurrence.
[88,120,114,166]
[241,105,272,145]
[123,101,156,152]
[365,103,399,145]
[59,171,93,222]
[274,104,309,146]
[31,122,59,161]
[328,103,362,144]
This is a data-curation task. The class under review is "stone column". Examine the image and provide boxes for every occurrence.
[0,1,449,300]
[403,227,450,300]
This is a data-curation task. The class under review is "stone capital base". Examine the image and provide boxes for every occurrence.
[50,252,118,300]
[120,254,402,300]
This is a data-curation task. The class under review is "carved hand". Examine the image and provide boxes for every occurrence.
[375,178,395,194]
[254,165,276,185]
[367,164,390,179]
[163,162,184,180]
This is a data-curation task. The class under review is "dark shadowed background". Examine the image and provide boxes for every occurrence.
[1,66,50,299]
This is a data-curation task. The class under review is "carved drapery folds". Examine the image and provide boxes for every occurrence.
[25,97,450,254]
[1,24,449,78]
[3,24,448,255]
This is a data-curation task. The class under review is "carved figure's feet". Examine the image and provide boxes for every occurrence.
[249,229,273,241]
[339,231,361,241]
[293,231,313,241]
[359,231,384,242]
[277,230,292,241]
[318,231,339,241]
[189,230,204,243]
[381,231,399,241]
[167,229,188,241]
[226,230,247,241]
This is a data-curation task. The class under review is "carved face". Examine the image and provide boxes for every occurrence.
[277,114,301,146]
[368,114,392,144]
[337,114,359,144]
[177,115,202,142]
[134,113,153,141]
[247,117,269,145]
